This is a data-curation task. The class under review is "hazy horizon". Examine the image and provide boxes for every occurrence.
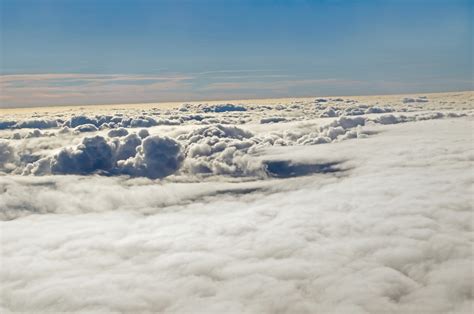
[1,87,472,110]
[1,0,472,108]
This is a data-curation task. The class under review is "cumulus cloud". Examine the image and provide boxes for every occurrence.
[174,124,262,176]
[15,119,58,129]
[180,124,254,141]
[319,107,338,118]
[24,129,45,138]
[129,117,157,128]
[65,115,99,128]
[0,139,16,170]
[114,133,142,161]
[107,127,129,138]
[137,129,150,139]
[331,116,365,129]
[51,136,116,175]
[402,96,429,103]
[33,132,183,180]
[118,135,184,179]
[74,124,99,133]
[201,103,247,113]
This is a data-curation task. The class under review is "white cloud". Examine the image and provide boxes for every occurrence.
[0,139,16,169]
[107,127,129,138]
[74,124,99,133]
[0,92,473,312]
[1,117,473,312]
[50,135,116,175]
[118,135,184,179]
[14,119,59,129]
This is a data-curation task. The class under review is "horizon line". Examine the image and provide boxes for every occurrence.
[1,89,472,112]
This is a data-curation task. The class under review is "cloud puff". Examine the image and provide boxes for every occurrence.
[39,132,183,179]
[0,139,16,170]
[0,119,58,130]
[15,119,59,129]
[319,107,338,118]
[175,124,261,176]
[24,129,45,138]
[374,114,408,125]
[118,135,184,179]
[114,133,142,161]
[371,112,455,125]
[330,116,366,129]
[365,106,394,114]
[129,117,157,128]
[137,129,150,139]
[180,124,254,141]
[51,136,115,175]
[74,124,99,133]
[65,115,99,128]
[201,103,247,113]
[107,127,129,138]
[402,96,429,103]
[60,114,183,131]
[260,117,287,124]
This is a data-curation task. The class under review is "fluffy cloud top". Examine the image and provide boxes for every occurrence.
[45,133,184,179]
[118,135,184,179]
[0,139,16,169]
[1,110,468,180]
[51,136,115,175]
[107,127,129,138]
[15,119,58,129]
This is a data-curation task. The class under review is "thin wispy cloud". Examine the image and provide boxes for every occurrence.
[0,74,195,107]
[195,69,282,76]
[200,79,363,91]
[0,73,355,108]
[1,72,472,108]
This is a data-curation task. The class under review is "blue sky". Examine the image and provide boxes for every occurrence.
[1,0,472,107]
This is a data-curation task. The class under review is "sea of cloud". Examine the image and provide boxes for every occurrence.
[0,92,473,313]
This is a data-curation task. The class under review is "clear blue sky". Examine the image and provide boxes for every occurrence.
[0,0,472,107]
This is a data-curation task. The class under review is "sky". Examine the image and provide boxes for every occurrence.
[0,0,472,108]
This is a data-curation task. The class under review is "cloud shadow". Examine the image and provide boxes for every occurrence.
[263,160,347,178]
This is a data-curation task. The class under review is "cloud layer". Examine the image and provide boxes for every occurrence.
[1,118,472,313]
[0,92,473,313]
